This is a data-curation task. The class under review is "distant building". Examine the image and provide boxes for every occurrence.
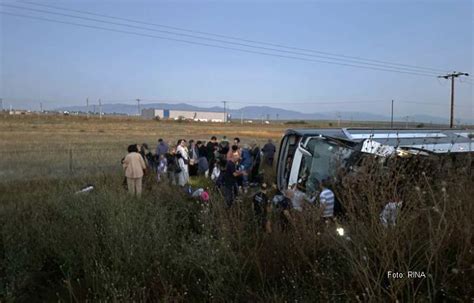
[142,108,226,122]
[9,110,32,115]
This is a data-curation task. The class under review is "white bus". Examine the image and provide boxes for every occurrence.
[276,128,474,192]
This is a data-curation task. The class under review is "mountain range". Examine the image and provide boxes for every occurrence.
[57,102,471,124]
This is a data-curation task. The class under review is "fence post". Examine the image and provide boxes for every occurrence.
[69,148,73,174]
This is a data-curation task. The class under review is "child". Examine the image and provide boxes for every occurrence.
[156,154,167,182]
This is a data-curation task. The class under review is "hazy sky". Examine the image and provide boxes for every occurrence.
[1,0,473,121]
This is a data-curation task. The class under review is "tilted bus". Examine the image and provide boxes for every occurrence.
[276,128,474,193]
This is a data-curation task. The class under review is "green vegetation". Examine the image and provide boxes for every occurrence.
[1,156,473,301]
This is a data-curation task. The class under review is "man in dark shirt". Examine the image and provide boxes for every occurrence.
[218,136,230,160]
[262,139,276,166]
[196,141,209,176]
[206,136,219,177]
[250,142,261,183]
[253,183,271,233]
[222,154,242,208]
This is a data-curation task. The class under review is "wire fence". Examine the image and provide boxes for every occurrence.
[0,147,126,182]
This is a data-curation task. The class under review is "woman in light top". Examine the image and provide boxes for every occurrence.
[176,139,190,186]
[123,144,147,196]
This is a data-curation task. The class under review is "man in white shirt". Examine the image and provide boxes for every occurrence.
[319,179,335,218]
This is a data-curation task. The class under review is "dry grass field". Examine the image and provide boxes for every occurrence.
[0,114,290,181]
[0,113,387,181]
[0,113,440,181]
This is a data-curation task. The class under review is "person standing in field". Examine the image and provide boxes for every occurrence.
[233,137,241,147]
[253,183,272,233]
[227,144,241,161]
[240,144,253,192]
[123,144,147,197]
[155,138,169,158]
[188,140,199,176]
[196,141,209,176]
[318,178,335,219]
[176,139,190,186]
[206,136,219,177]
[165,147,179,185]
[286,183,305,212]
[262,139,276,166]
[271,184,293,231]
[222,153,243,208]
[139,144,150,164]
[156,154,167,183]
[218,136,230,160]
[250,141,262,184]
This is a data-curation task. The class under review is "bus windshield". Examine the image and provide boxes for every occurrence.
[297,137,353,194]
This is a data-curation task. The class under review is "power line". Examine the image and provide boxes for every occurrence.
[459,78,474,85]
[0,10,439,77]
[17,0,450,73]
[1,3,442,75]
[397,100,471,108]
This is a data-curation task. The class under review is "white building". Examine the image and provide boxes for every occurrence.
[142,108,225,122]
[142,109,165,119]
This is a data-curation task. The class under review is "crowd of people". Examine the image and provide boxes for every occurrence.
[122,136,277,198]
[122,136,399,233]
[122,136,341,233]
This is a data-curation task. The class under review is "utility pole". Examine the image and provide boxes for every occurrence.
[0,98,3,111]
[136,98,141,116]
[99,99,102,119]
[438,71,470,128]
[337,112,341,127]
[390,99,394,129]
[40,102,43,113]
[222,101,227,122]
[86,98,89,118]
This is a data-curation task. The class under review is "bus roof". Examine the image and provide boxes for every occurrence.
[285,128,474,153]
